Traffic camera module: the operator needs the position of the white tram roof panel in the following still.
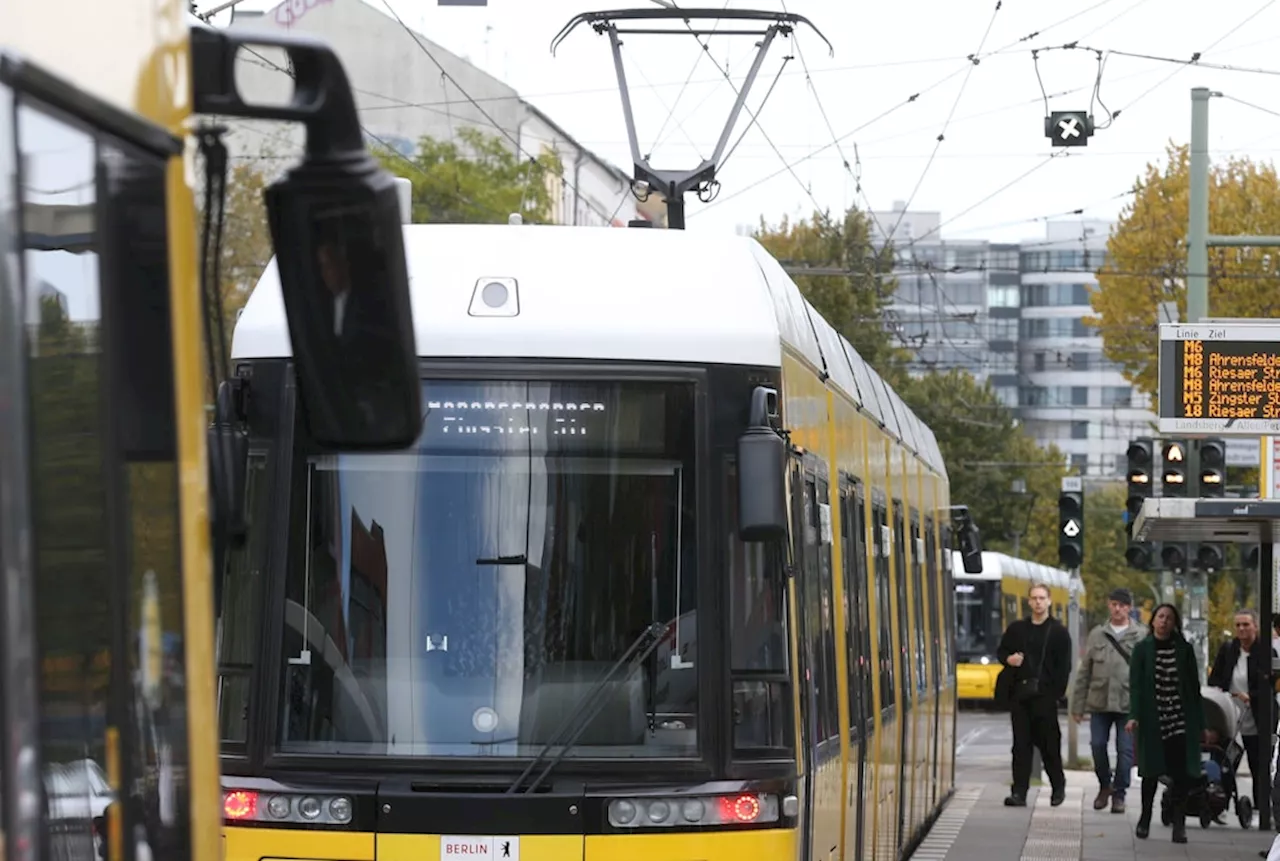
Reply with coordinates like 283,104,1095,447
231,224,946,476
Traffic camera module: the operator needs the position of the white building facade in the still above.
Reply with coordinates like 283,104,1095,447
221,0,639,226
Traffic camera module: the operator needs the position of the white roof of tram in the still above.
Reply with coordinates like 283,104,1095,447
951,550,1080,594
232,223,946,477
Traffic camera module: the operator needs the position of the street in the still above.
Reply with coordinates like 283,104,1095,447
955,707,1096,785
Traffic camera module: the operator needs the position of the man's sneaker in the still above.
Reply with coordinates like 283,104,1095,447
1093,788,1111,810
1111,797,1125,814
1004,793,1027,807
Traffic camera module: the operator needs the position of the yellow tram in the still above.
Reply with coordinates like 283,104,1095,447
217,224,962,860
953,551,1084,703
0,5,421,861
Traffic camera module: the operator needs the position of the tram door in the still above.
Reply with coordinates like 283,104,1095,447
0,87,195,861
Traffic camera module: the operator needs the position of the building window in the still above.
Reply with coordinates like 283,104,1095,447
988,285,1018,307
1071,421,1089,440
1102,386,1132,407
1071,387,1088,406
1070,453,1088,472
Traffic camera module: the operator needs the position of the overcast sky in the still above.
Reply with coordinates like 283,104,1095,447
218,0,1280,244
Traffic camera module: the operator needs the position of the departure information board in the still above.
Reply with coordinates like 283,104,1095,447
1158,322,1280,434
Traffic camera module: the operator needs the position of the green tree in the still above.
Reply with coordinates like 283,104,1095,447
374,126,562,226
895,370,1068,565
1077,482,1152,621
1087,142,1280,407
753,207,912,380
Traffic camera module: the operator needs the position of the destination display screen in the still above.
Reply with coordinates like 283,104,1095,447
1158,323,1280,434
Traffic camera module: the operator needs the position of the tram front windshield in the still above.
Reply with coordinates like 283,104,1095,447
276,379,700,761
954,580,1001,664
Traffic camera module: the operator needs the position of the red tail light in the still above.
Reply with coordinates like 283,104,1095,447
721,794,762,823
223,790,258,820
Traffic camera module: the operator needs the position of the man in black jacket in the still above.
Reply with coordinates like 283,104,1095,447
996,581,1073,807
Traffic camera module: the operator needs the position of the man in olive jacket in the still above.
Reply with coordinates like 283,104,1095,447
1069,588,1147,814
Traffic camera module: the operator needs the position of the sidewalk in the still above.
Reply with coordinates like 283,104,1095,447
916,770,1277,861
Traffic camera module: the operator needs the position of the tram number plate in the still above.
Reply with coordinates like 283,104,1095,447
440,836,520,860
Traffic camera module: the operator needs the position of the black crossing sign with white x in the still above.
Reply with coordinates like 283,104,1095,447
1046,110,1093,147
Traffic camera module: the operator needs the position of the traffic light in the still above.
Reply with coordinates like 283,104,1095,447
1058,490,1084,569
1125,540,1154,570
1194,542,1224,571
1198,437,1226,497
1125,438,1154,517
1161,542,1187,570
1161,439,1189,497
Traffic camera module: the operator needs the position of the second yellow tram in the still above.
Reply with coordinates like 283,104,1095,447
215,224,961,860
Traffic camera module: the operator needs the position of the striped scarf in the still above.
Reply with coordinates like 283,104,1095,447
1153,637,1185,740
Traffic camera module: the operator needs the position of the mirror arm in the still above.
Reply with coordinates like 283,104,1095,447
189,23,366,160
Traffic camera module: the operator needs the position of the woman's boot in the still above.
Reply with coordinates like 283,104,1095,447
1137,779,1155,839
1171,792,1187,844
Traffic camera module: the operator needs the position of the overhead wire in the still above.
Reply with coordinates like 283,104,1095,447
884,0,1005,243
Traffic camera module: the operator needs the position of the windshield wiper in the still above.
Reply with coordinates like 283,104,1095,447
505,619,673,795
475,554,528,566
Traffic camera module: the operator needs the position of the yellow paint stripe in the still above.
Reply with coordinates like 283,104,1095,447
105,726,122,861
166,155,220,861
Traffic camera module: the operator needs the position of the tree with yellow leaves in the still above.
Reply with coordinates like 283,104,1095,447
1087,143,1280,406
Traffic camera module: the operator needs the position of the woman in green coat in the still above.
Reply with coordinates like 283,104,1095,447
1125,603,1203,844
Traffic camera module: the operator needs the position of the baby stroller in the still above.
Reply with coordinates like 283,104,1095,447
1160,685,1251,829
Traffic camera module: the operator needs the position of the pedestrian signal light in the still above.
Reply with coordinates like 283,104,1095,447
1161,440,1188,497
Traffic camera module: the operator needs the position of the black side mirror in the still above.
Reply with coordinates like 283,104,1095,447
191,24,422,450
737,386,787,542
951,505,983,574
208,379,249,617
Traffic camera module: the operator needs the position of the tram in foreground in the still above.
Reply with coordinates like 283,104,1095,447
218,222,965,860
953,551,1084,703
0,7,422,861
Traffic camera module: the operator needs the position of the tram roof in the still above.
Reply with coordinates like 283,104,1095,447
951,550,1082,593
232,223,947,477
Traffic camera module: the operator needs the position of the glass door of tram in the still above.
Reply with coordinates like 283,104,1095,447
0,75,196,861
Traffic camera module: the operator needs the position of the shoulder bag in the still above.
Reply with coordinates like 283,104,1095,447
1013,624,1051,702
1103,631,1132,664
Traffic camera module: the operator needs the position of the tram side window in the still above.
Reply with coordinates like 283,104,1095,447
725,460,791,753
872,502,894,713
924,516,941,690
799,476,837,744
813,478,839,745
910,517,927,695
840,483,871,740
892,506,912,709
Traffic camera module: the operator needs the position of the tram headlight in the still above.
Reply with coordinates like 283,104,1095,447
328,796,353,824
266,795,291,819
604,793,781,830
298,796,322,820
608,800,637,826
978,655,991,665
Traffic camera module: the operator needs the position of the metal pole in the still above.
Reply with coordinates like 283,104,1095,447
1262,539,1274,831
1067,574,1080,767
1187,87,1212,324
